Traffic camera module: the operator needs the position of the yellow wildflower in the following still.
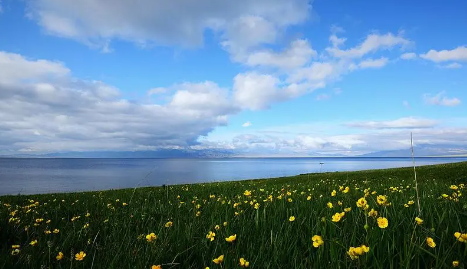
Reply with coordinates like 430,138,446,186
244,190,251,196
377,217,388,229
368,208,378,218
454,232,467,243
312,235,324,248
213,255,224,264
331,190,336,196
376,195,387,205
332,212,345,222
347,245,370,260
56,252,64,261
206,231,216,241
453,261,459,267
289,216,295,222
225,234,237,243
165,221,173,228
75,251,86,261
356,197,367,208
146,233,157,242
151,265,161,269
11,249,20,256
426,237,436,248
327,202,333,209
29,240,38,246
239,257,250,267
415,217,423,225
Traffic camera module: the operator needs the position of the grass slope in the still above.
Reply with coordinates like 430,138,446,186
1,162,467,268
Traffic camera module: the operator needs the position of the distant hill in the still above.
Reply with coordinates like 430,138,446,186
2,144,467,158
359,145,467,157
1,149,235,158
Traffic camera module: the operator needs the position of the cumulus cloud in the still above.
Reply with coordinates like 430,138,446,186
329,34,347,48
27,0,310,50
345,117,438,129
147,87,167,95
0,51,69,84
0,51,238,154
400,52,416,60
232,72,282,110
423,92,461,107
245,39,317,69
358,57,388,69
326,32,410,58
438,63,462,69
202,123,467,156
242,121,252,127
420,46,467,62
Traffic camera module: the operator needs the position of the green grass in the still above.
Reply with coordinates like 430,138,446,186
1,161,467,268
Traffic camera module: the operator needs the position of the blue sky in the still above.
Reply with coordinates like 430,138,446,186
0,0,466,156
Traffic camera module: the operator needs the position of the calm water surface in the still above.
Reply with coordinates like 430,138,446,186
0,157,466,195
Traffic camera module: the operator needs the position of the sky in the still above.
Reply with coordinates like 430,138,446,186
0,0,466,156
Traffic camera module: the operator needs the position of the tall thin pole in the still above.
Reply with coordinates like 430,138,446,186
411,132,421,215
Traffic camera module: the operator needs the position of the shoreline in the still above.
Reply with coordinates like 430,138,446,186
2,161,466,198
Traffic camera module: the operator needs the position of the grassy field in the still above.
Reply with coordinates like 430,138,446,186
1,162,467,268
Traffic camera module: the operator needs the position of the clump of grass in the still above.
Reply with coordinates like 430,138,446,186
1,162,467,268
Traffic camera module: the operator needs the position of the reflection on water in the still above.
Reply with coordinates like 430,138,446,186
0,157,466,195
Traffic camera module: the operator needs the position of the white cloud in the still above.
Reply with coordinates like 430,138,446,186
330,25,344,34
0,51,69,85
203,121,467,156
420,46,467,62
0,51,239,154
438,62,462,69
245,39,317,69
242,121,252,127
27,0,310,50
288,62,336,83
329,34,346,48
358,57,388,69
232,72,282,110
169,81,238,116
400,52,416,60
326,32,410,58
147,87,167,95
345,117,438,129
424,92,461,107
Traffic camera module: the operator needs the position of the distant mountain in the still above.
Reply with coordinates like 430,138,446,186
2,149,235,158
2,144,467,158
359,145,467,157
